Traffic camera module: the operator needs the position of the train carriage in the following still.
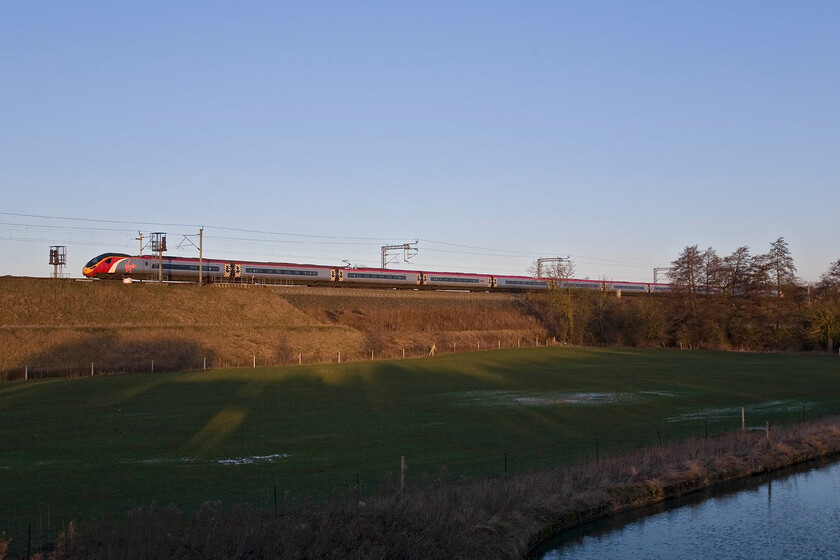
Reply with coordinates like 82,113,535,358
152,256,227,282
605,281,650,294
338,267,421,286
422,271,492,289
650,283,673,293
559,279,603,291
493,275,549,290
239,261,335,284
83,254,226,282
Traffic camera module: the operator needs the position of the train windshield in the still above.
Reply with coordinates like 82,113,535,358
84,253,131,268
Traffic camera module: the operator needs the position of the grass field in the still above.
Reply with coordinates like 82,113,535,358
2,346,839,536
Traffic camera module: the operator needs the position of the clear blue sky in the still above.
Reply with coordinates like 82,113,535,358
2,1,838,281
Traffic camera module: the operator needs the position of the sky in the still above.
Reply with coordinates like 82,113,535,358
2,1,838,282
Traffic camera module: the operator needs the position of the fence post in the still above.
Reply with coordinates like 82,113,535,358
742,407,745,432
92,362,94,376
400,456,407,493
299,352,302,364
151,360,154,373
253,355,256,368
402,348,405,358
338,351,341,363
25,365,28,381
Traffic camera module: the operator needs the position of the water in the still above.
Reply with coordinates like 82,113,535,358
537,459,840,560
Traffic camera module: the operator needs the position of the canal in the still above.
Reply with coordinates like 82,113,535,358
536,458,840,560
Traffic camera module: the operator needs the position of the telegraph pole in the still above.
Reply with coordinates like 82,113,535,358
136,232,144,256
381,240,418,268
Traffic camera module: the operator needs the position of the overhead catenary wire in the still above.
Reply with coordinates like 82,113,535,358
0,212,672,280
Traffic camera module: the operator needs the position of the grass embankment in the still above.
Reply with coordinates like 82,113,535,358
0,277,544,377
1,347,839,557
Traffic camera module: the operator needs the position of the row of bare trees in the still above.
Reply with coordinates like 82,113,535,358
526,238,840,353
670,237,796,298
669,237,840,351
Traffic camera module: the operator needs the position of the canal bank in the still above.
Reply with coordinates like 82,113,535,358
524,417,840,559
534,454,840,559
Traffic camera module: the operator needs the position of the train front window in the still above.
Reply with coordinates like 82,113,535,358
84,253,110,268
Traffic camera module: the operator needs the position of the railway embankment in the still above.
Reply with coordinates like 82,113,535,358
0,276,545,379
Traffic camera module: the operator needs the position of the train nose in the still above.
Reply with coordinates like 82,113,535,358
82,266,95,277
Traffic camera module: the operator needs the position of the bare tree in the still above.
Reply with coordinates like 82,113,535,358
528,258,579,343
811,259,840,352
700,247,723,292
670,245,704,294
721,246,755,296
766,236,797,298
818,259,840,294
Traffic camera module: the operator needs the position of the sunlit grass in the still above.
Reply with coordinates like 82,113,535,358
1,346,839,533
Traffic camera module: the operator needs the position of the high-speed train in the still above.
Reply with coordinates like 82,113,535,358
82,252,678,293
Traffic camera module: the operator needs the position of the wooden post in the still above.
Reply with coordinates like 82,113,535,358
25,365,28,381
498,340,501,349
203,357,206,370
151,360,154,373
400,456,406,493
518,339,520,348
299,352,302,364
253,355,256,368
402,348,405,358
338,351,341,363
478,341,480,350
766,421,771,445
742,407,745,432
92,362,95,376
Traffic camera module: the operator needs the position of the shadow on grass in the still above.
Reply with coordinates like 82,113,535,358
1,333,216,381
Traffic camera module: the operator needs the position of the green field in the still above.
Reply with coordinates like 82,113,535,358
2,347,839,534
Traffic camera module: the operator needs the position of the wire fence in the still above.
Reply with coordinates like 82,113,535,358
0,335,563,382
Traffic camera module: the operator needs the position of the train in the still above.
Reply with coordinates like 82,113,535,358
82,252,680,294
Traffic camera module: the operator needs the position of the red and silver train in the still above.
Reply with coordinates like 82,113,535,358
82,252,678,293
